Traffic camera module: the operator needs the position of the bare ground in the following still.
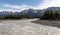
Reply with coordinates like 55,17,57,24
0,19,60,35
32,20,60,28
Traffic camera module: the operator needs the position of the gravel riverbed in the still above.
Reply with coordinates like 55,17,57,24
0,19,60,35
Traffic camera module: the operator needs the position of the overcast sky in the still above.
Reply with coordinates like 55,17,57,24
0,0,60,11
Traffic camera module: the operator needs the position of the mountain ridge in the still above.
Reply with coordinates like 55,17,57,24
0,7,60,19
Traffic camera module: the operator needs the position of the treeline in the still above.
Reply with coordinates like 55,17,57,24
40,10,60,20
0,14,38,20
0,15,27,19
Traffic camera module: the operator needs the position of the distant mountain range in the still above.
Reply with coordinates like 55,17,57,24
0,7,60,19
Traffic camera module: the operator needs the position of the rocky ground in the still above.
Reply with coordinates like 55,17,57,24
0,19,60,35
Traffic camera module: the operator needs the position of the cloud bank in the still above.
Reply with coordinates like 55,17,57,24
0,0,60,12
33,0,60,9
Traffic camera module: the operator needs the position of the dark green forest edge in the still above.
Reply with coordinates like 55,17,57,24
0,12,39,20
40,9,60,20
0,14,31,20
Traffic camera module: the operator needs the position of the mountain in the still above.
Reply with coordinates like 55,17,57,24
0,7,60,19
46,7,60,12
20,8,46,18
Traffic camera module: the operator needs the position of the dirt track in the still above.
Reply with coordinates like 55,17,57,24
0,19,60,35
